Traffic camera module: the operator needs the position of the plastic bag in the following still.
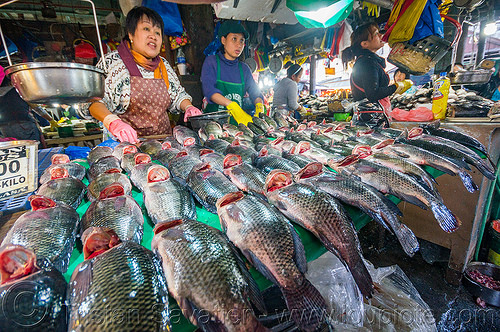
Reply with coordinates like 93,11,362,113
383,0,427,45
349,99,390,128
409,0,444,43
390,107,434,122
142,0,183,37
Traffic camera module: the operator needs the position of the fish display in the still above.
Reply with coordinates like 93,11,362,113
87,170,132,201
144,165,197,224
173,125,199,146
87,155,122,182
217,192,328,331
112,142,138,161
168,151,202,184
68,233,171,331
1,196,79,273
152,219,267,332
223,154,266,197
36,166,86,209
81,183,144,243
121,152,152,173
0,246,68,331
87,146,113,165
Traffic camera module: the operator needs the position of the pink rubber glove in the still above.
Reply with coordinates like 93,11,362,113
184,105,203,122
108,119,138,143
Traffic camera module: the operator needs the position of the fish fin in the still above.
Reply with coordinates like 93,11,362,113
289,223,307,274
69,260,93,309
356,164,379,173
394,191,428,210
228,242,267,315
459,171,478,193
280,279,328,331
364,210,393,232
430,201,460,233
179,297,225,332
244,249,279,286
379,195,403,217
443,156,470,170
474,159,496,180
392,223,420,257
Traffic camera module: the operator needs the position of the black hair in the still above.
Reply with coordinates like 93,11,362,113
342,22,379,65
394,68,410,79
287,64,303,78
125,6,164,41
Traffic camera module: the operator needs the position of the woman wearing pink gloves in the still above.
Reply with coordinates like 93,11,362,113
88,6,201,143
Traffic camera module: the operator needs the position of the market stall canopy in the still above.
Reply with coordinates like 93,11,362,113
212,0,299,24
288,0,354,28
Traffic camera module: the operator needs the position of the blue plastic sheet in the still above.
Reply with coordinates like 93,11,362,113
142,0,183,37
409,0,443,43
64,146,91,160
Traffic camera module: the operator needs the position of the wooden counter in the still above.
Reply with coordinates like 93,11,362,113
391,120,500,284
44,133,103,148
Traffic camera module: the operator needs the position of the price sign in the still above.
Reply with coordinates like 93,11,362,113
0,142,38,201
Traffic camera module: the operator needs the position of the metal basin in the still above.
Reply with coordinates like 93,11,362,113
5,62,105,104
463,261,500,307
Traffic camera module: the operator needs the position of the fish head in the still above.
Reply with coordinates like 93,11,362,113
296,141,311,154
258,146,268,157
175,151,188,159
99,182,125,199
295,162,323,182
222,131,230,138
234,131,245,137
296,124,307,132
216,191,245,211
51,154,70,165
193,163,215,180
231,139,241,147
29,195,57,210
0,245,38,284
161,141,172,150
329,154,359,170
50,166,69,180
208,134,216,140
352,145,372,159
324,126,333,133
199,149,214,157
271,137,284,147
183,137,196,147
307,121,317,128
223,154,242,169
147,165,170,183
153,219,184,236
134,153,151,165
372,139,395,150
408,127,424,139
265,170,293,193
105,168,122,174
82,227,121,259
123,145,138,155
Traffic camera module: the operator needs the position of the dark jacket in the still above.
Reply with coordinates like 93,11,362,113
350,49,396,102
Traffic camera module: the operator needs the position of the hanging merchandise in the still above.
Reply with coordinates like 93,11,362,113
73,39,97,60
142,0,183,37
409,0,444,44
169,25,191,50
204,21,222,57
287,0,354,29
362,1,380,17
383,0,427,46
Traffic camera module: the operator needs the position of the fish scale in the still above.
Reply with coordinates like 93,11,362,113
253,155,301,174
152,219,266,332
129,162,155,192
200,152,225,172
39,162,86,184
225,145,257,164
1,201,79,273
68,242,171,331
144,178,197,224
156,148,181,166
87,172,132,201
168,154,202,183
203,138,230,154
87,146,113,165
224,163,266,197
82,195,144,243
87,155,121,182
36,177,86,209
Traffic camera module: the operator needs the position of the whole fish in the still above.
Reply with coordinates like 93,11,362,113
168,151,202,184
184,143,208,158
112,143,138,161
156,147,181,166
247,121,265,135
82,183,144,243
282,150,315,168
217,192,328,331
273,110,289,128
173,125,199,146
223,154,266,197
202,120,224,138
39,161,86,184
121,152,151,173
253,147,301,174
399,128,495,180
144,165,197,224
265,170,374,297
129,162,154,191
87,170,132,201
223,123,241,136
200,149,225,172
261,113,278,128
420,121,489,156
331,155,460,233
36,167,86,209
139,139,163,155
270,137,297,153
0,247,67,331
295,162,419,257
238,122,255,137
152,219,267,332
87,155,122,182
187,163,239,213
224,139,257,164
1,196,79,273
376,141,478,193
87,146,113,165
68,237,171,331
252,116,272,132
292,141,342,167
203,137,231,153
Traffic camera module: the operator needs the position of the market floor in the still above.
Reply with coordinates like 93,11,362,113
358,222,500,332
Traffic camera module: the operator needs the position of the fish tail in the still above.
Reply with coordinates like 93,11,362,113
349,258,374,298
430,201,460,233
280,279,328,332
474,159,496,180
393,222,420,257
459,171,478,193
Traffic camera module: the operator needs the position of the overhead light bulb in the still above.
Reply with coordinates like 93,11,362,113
484,22,497,36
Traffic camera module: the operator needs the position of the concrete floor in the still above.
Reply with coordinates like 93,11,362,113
358,222,500,332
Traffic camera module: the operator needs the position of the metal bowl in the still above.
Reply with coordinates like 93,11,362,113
5,62,105,104
462,261,500,307
449,70,493,85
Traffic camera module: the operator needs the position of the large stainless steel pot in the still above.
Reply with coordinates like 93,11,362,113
4,62,105,104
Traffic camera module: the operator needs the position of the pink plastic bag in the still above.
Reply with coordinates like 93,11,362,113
390,107,434,122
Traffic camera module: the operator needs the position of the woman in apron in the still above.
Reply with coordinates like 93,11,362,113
342,23,412,127
201,21,264,125
88,7,202,143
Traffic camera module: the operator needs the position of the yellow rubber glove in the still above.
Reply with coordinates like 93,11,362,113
395,79,413,94
49,119,60,131
255,103,265,117
226,101,253,125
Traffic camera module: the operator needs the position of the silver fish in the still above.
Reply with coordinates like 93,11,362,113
87,170,132,201
36,166,86,209
223,154,266,197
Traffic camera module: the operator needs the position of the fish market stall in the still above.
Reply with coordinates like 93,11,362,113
391,120,500,284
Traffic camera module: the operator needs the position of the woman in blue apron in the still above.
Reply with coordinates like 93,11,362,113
201,21,264,125
342,23,412,127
